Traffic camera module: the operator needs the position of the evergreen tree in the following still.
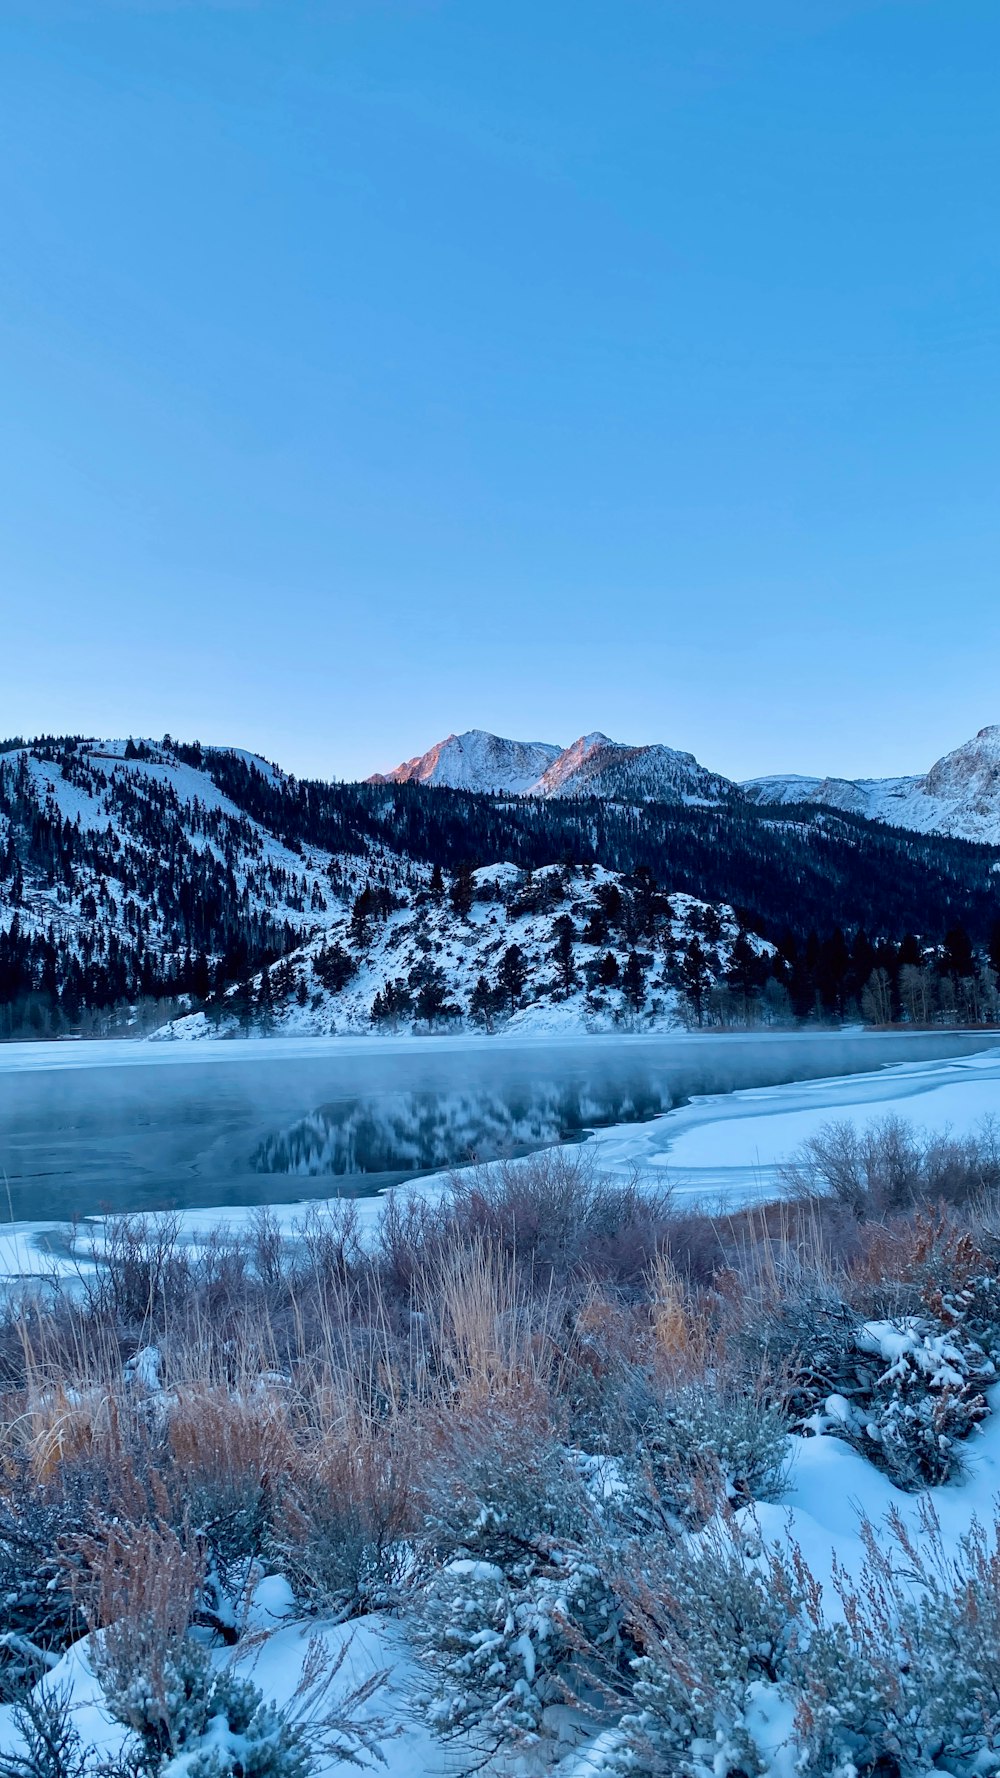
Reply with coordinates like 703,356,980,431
597,950,620,988
680,937,710,1027
449,861,475,919
469,974,495,1031
551,915,577,995
622,950,646,1012
497,943,527,1012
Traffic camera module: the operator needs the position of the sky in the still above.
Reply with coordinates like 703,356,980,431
1,0,999,785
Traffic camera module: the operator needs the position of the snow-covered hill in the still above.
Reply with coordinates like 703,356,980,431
159,864,767,1040
0,737,394,1032
369,729,736,804
744,725,1000,844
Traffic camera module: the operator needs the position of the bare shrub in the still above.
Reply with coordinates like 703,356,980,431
85,1520,204,1730
0,1684,90,1778
781,1114,1000,1219
444,1149,676,1285
165,1386,290,1584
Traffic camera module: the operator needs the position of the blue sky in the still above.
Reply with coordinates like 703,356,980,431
1,0,998,783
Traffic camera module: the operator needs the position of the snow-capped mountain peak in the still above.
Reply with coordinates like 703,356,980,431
367,729,737,805
367,730,562,795
532,734,735,804
743,723,1000,843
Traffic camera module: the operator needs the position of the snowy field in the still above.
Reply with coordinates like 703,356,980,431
588,1039,1000,1204
6,1339,1000,1775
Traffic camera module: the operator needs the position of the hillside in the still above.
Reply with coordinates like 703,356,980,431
159,865,766,1040
2,734,1000,1039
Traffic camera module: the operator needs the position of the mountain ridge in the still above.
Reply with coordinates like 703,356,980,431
369,724,1000,844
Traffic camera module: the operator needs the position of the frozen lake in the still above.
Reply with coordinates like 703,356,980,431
0,1028,993,1227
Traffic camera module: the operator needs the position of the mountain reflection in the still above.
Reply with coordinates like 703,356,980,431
250,1080,672,1177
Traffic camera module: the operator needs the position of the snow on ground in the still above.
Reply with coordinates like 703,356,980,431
0,1589,445,1778
584,1040,1000,1204
7,1365,1000,1775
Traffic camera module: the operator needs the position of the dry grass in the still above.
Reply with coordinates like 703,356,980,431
0,1133,999,1703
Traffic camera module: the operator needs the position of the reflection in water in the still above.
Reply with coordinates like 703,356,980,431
251,1080,672,1177
0,1032,995,1222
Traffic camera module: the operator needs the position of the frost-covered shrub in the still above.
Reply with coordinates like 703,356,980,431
802,1313,992,1488
420,1398,589,1567
0,1685,90,1778
421,1547,621,1750
179,1471,273,1588
101,1636,312,1778
780,1114,1000,1218
0,1490,96,1700
268,1466,407,1622
607,1523,807,1778
635,1380,789,1514
792,1502,1000,1778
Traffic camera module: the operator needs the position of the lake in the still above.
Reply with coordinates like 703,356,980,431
0,1029,994,1225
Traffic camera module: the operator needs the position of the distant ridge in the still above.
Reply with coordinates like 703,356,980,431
744,724,1000,844
368,728,736,806
368,723,1000,842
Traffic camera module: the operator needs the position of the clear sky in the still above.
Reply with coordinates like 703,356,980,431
2,1,999,784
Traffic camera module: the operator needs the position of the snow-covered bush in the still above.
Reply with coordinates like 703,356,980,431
800,1312,992,1488
100,1636,313,1778
0,1685,90,1778
606,1522,807,1778
268,1470,407,1623
791,1502,1000,1778
0,1489,98,1700
419,1397,589,1567
421,1547,621,1751
635,1379,790,1515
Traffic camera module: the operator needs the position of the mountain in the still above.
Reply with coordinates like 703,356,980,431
3,732,1000,1042
369,729,737,804
376,723,1000,843
368,730,562,794
744,725,1000,844
531,733,736,804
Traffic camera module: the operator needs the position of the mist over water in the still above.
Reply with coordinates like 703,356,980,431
0,1032,993,1226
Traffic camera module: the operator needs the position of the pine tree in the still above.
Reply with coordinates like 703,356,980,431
449,861,475,919
622,950,646,1012
597,950,620,988
497,943,527,1012
551,915,577,995
469,974,495,1030
680,936,710,1026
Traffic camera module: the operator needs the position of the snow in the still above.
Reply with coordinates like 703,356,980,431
369,728,736,805
1,739,371,975
581,1040,1000,1203
370,728,562,794
369,720,1000,833
152,863,761,1041
0,1607,438,1778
